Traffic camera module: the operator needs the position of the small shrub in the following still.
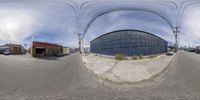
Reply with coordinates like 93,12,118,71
148,55,157,58
132,56,138,60
139,54,143,59
115,54,127,60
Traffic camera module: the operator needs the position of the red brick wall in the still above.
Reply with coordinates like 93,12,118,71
33,42,63,49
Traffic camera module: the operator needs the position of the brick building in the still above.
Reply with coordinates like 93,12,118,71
0,44,25,54
31,41,63,57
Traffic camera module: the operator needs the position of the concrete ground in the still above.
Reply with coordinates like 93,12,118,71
83,54,174,84
0,51,200,99
0,53,98,99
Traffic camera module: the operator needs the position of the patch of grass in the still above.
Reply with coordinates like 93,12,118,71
147,55,157,58
132,56,138,60
115,54,127,60
138,54,143,59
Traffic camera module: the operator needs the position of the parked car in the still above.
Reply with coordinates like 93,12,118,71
55,53,64,57
3,50,11,55
196,47,200,54
188,48,196,52
166,51,174,56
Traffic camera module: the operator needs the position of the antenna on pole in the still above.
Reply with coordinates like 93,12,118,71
173,27,180,52
32,36,35,42
78,33,82,53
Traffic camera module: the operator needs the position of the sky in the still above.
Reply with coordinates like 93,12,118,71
0,0,200,48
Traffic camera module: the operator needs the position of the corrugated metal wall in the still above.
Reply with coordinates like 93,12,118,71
90,30,167,56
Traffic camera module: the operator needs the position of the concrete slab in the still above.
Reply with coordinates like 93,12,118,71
83,54,175,84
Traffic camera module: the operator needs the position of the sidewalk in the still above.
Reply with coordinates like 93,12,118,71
83,54,175,84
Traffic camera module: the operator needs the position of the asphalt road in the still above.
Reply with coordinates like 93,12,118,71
0,51,200,100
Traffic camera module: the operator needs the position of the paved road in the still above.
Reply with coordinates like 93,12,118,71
0,53,99,99
0,51,200,99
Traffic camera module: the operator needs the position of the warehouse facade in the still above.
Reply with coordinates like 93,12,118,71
90,30,168,56
0,44,25,54
31,41,63,57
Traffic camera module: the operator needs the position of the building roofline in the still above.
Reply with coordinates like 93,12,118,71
90,29,167,43
0,43,22,47
32,41,63,47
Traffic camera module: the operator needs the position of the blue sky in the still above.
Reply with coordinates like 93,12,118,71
0,0,200,48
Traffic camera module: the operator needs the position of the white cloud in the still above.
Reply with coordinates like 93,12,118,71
181,8,200,46
0,0,200,48
0,9,39,43
0,3,77,47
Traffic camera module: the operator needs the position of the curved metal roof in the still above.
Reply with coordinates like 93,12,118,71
91,29,167,43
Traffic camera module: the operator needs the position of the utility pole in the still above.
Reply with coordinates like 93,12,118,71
78,33,82,53
173,27,180,52
78,33,84,54
32,36,35,42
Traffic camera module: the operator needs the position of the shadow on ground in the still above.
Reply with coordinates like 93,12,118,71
35,54,70,60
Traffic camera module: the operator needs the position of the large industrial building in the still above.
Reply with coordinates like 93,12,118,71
90,30,168,56
31,41,63,57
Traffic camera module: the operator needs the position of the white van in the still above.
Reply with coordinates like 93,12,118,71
3,49,11,55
